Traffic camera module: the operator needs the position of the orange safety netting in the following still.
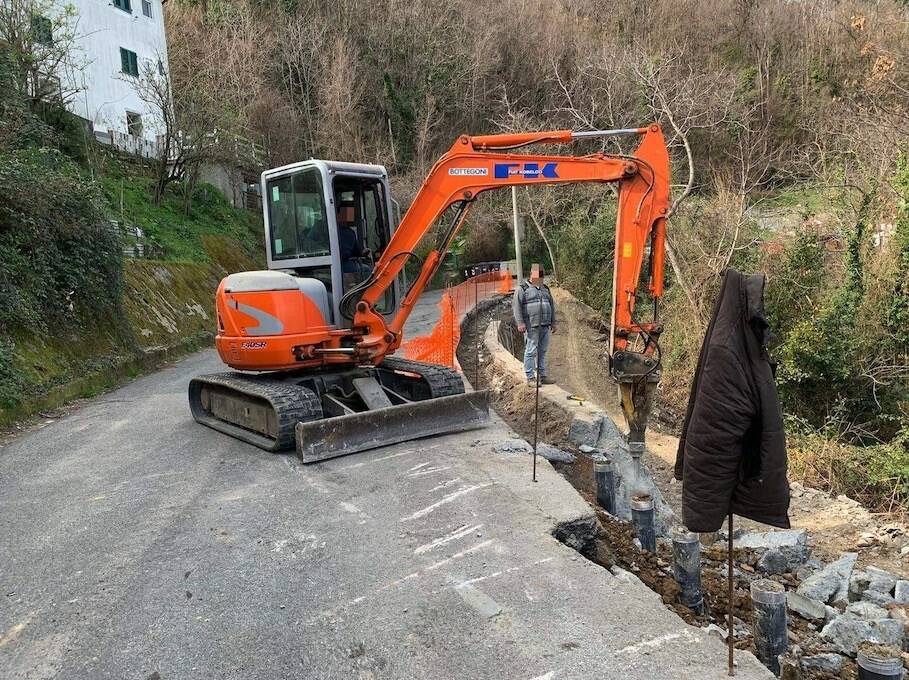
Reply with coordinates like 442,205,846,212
400,268,513,368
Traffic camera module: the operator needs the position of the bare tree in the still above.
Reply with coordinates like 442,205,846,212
130,59,222,208
317,36,367,161
630,49,739,324
0,0,85,107
275,10,329,158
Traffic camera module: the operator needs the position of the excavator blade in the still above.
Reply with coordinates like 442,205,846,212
296,390,490,464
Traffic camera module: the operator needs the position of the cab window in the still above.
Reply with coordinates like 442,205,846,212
332,176,395,314
266,168,330,260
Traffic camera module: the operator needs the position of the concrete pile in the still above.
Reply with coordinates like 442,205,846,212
729,529,909,676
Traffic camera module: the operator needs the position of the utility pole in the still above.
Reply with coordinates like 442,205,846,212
511,186,523,283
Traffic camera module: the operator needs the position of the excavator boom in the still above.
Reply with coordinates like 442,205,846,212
347,125,670,364
190,125,671,463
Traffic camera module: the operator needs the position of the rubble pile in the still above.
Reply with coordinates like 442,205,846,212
711,529,909,677
592,511,909,678
467,308,909,677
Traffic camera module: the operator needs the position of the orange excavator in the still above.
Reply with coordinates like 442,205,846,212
189,125,670,464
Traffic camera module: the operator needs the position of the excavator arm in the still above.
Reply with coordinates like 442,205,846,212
351,125,669,357
348,124,671,466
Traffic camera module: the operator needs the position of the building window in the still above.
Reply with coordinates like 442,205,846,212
113,0,131,12
141,0,152,17
126,112,143,138
31,14,53,45
120,48,139,77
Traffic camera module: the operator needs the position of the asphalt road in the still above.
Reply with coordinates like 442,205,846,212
0,294,771,680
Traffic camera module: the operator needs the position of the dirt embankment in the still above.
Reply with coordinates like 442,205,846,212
544,287,909,576
1,235,259,434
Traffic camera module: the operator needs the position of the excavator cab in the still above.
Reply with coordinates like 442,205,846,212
262,160,398,324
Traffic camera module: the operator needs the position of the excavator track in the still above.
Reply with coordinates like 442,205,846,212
190,359,487,461
378,356,466,397
188,372,322,452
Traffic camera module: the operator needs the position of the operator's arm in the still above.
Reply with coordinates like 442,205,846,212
549,288,556,332
512,286,527,333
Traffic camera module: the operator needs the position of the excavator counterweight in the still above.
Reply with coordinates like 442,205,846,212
189,126,670,462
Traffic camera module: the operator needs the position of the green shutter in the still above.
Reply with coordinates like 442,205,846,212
31,15,52,45
120,48,138,76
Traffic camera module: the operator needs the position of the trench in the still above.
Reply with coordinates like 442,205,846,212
457,297,849,678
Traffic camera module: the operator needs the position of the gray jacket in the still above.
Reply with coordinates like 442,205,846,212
513,281,556,329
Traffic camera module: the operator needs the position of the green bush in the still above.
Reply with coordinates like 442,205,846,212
0,147,123,333
789,416,909,511
556,201,617,313
884,156,909,351
0,338,25,411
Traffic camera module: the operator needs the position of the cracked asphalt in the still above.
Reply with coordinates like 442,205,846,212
0,293,771,679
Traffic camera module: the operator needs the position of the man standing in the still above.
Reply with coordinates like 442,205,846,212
512,264,556,385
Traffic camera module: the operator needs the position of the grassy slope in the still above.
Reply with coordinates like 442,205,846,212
98,171,262,262
1,161,264,428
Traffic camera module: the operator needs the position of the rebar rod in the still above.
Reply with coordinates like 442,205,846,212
532,324,540,483
728,513,735,677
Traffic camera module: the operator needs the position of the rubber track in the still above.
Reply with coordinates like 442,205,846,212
379,357,466,398
188,372,322,452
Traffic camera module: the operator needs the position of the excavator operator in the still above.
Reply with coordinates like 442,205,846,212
337,201,372,275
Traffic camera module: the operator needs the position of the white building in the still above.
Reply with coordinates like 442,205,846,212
58,0,169,153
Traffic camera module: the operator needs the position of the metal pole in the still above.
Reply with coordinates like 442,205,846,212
474,277,480,388
631,494,656,552
449,285,455,367
858,645,904,679
672,528,704,614
512,186,523,284
594,457,616,514
750,579,787,675
728,513,735,677
531,324,540,483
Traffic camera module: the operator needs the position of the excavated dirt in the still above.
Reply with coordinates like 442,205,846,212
460,301,754,629
458,290,909,678
541,288,909,577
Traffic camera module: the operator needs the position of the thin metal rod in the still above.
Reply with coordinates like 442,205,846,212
532,324,540,483
449,284,455,367
474,278,480,388
570,128,646,139
728,512,735,677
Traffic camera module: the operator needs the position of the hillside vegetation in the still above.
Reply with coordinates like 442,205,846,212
0,49,262,426
2,0,907,507
160,0,909,504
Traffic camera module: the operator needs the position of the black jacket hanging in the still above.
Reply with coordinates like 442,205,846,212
674,269,790,532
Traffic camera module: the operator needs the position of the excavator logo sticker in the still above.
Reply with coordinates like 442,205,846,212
493,162,559,179
232,300,284,336
448,167,489,176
